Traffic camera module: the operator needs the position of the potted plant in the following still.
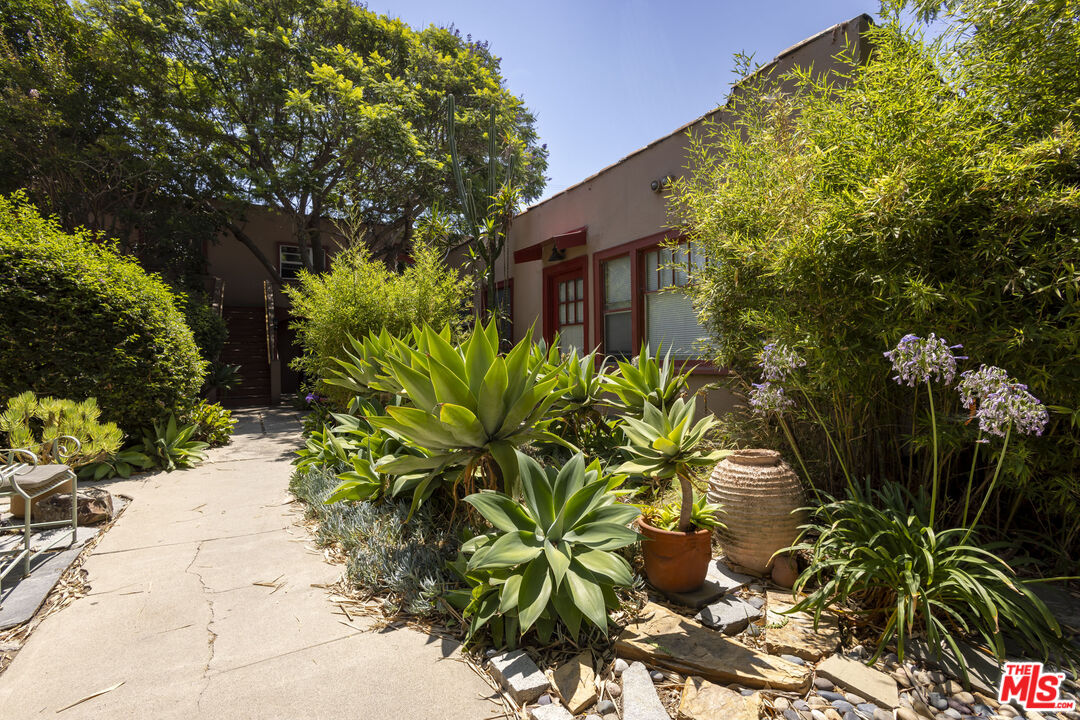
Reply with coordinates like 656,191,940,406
617,397,729,592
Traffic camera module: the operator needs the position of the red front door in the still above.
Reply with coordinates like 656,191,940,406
543,257,587,353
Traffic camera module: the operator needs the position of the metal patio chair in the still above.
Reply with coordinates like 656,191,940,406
0,436,80,594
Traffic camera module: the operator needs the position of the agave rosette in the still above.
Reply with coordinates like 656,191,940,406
459,452,639,640
368,321,570,508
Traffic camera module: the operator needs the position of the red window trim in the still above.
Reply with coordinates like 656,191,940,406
481,278,514,315
541,256,589,347
591,231,727,375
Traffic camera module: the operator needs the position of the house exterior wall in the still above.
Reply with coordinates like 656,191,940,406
501,14,872,415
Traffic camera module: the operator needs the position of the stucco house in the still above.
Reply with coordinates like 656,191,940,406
493,14,872,414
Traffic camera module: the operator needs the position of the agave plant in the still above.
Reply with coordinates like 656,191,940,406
552,347,609,415
140,415,209,471
322,326,426,402
603,343,691,416
369,321,569,512
452,452,640,644
617,397,728,531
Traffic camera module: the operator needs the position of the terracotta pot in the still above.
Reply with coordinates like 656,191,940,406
636,517,713,593
708,449,805,574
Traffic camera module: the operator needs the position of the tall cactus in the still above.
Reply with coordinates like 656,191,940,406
446,94,520,336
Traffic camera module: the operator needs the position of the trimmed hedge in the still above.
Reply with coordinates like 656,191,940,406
0,194,206,434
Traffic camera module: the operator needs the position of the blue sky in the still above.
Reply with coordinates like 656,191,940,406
375,1,885,202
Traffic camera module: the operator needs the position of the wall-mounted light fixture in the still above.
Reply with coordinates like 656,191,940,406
650,174,677,193
548,245,566,262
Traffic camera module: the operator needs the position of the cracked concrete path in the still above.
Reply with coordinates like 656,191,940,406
0,408,496,719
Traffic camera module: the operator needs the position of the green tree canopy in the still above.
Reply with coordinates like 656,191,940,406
85,0,547,280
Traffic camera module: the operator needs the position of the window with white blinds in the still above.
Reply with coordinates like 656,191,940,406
642,242,707,359
602,255,632,357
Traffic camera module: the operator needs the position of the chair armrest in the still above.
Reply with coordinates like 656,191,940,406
47,435,82,464
0,447,40,466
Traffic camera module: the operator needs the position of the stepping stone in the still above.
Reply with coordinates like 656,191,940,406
764,591,841,661
678,676,761,720
551,651,598,714
621,661,669,720
528,704,573,720
615,602,811,692
695,596,763,635
815,654,900,709
664,580,725,609
706,558,755,592
489,649,549,704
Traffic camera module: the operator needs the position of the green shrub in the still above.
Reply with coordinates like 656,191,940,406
0,391,123,466
452,452,640,645
181,400,236,447
671,10,1080,555
0,194,206,433
286,242,471,403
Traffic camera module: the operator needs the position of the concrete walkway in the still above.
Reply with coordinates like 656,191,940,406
0,409,496,719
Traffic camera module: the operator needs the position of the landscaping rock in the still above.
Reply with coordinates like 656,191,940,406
897,708,922,720
677,676,761,720
614,658,630,676
551,651,598,714
815,677,836,691
781,654,807,666
621,661,670,720
596,699,616,714
606,680,622,698
528,704,574,720
615,602,812,692
765,591,841,661
35,487,114,525
664,581,726,609
488,649,549,704
585,715,604,720
650,670,664,682
816,654,900,710
706,558,755,592
695,596,763,635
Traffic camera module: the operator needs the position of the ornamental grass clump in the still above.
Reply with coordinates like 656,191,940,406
753,334,1073,671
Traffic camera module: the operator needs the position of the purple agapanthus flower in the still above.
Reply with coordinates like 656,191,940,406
305,392,320,404
958,365,1048,437
883,333,965,386
749,381,795,414
759,343,806,381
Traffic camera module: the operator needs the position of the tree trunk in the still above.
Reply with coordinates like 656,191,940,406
678,473,694,533
228,222,284,285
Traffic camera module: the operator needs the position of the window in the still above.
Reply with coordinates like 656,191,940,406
596,237,708,362
279,244,312,281
601,256,632,358
643,241,707,358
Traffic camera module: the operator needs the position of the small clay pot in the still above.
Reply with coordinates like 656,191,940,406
636,517,713,593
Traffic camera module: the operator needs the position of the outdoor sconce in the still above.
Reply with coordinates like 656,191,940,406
548,245,566,262
651,174,676,193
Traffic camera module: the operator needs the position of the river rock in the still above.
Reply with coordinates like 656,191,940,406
677,676,761,720
615,602,811,692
